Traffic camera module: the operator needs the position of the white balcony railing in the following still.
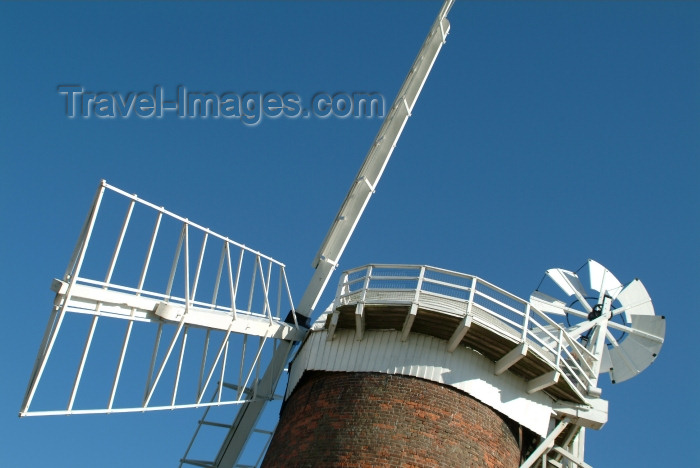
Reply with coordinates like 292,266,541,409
332,265,598,399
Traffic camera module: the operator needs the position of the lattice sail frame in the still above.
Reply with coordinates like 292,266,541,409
20,181,306,417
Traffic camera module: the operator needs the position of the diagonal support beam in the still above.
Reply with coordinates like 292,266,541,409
401,303,419,341
520,418,570,468
527,370,560,394
551,446,593,468
355,303,366,341
446,312,472,352
326,309,340,341
447,276,477,353
495,343,528,375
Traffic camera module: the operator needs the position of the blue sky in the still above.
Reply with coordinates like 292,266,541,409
1,1,698,467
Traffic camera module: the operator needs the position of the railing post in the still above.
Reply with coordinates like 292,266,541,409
328,270,350,341
522,303,531,342
360,265,373,304
402,266,424,341
556,328,563,368
467,276,477,316
333,272,346,309
412,266,425,306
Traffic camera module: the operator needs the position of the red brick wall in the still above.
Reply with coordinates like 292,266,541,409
263,371,532,467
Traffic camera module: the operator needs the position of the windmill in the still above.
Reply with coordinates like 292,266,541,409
19,1,665,467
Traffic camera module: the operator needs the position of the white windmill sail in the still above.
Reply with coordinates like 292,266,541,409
193,2,456,466
20,181,306,417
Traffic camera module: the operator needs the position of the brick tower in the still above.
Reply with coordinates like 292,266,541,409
264,371,532,467
261,265,593,467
